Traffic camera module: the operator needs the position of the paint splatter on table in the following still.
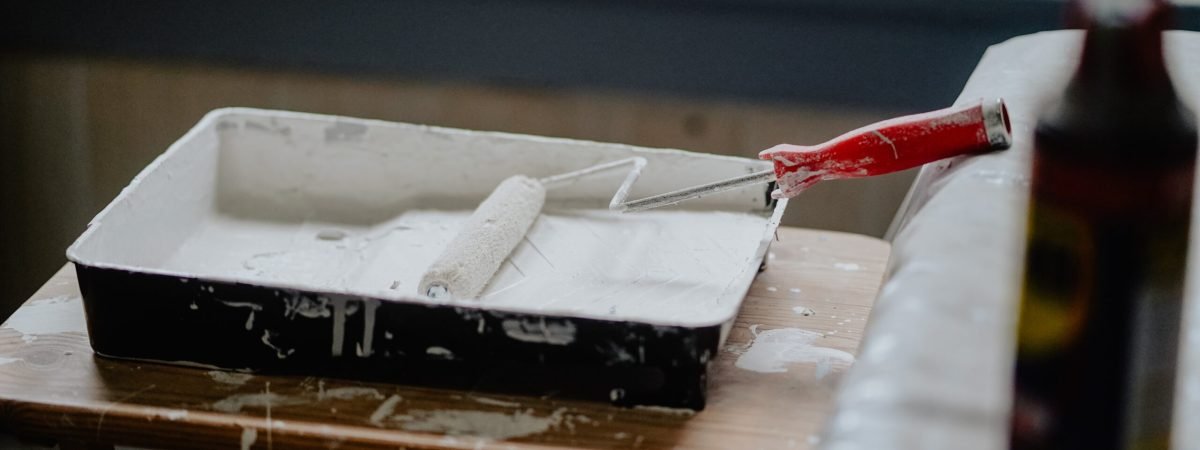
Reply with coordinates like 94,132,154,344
0,227,888,449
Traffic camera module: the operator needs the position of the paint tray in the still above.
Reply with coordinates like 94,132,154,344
66,108,786,409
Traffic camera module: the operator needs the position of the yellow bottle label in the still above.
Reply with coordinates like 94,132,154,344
1016,201,1094,356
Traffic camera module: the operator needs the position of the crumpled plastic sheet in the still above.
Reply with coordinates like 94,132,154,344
819,30,1200,450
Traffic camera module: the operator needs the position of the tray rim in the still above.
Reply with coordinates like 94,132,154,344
65,107,788,328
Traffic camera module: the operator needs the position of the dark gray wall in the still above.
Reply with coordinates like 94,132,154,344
2,0,1126,110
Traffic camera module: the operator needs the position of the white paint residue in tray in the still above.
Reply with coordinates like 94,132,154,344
68,108,785,329
164,208,768,325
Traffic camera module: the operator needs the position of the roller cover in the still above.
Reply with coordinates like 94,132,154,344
419,175,546,300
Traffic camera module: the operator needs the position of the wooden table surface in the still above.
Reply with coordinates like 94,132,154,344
0,227,889,449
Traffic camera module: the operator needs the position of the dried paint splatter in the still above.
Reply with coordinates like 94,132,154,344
241,428,257,450
207,370,254,386
2,296,87,343
834,262,861,271
733,328,854,379
384,408,571,440
792,307,816,316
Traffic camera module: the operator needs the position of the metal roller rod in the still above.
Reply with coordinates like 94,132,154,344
540,156,773,213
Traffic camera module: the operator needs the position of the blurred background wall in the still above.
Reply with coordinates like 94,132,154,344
2,0,1196,319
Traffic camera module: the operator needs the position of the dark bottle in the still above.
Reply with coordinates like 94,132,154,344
1011,0,1196,449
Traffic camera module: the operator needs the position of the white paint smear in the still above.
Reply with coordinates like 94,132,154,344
0,356,20,366
359,300,379,357
320,387,383,401
212,392,308,413
208,370,254,386
330,298,347,357
160,409,188,421
370,395,404,426
220,301,263,311
632,405,696,416
283,295,331,319
735,328,855,377
214,384,384,415
385,408,569,440
793,306,816,316
833,262,861,271
472,396,522,408
2,296,88,339
500,319,575,345
240,427,257,450
260,330,293,359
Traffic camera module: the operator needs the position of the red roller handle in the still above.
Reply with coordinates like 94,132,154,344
759,98,1012,199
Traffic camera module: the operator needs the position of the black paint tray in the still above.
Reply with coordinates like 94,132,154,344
66,108,785,409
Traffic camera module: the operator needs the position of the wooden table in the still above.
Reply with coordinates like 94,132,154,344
0,227,888,449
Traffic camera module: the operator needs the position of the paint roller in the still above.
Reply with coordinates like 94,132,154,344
419,158,648,300
419,98,1012,300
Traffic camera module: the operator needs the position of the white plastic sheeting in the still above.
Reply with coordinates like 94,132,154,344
821,30,1200,450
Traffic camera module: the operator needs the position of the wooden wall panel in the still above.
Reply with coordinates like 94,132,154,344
0,57,94,322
